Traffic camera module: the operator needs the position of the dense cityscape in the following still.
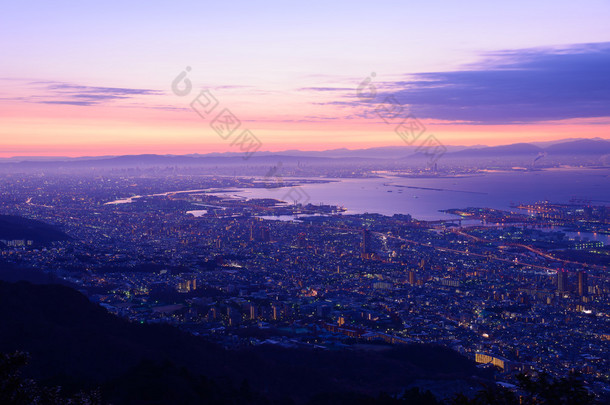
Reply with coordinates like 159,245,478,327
3,1,610,403
1,168,608,401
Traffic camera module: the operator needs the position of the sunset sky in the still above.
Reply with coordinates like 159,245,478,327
2,0,610,157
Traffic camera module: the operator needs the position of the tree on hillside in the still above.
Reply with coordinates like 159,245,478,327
449,372,596,405
0,351,102,405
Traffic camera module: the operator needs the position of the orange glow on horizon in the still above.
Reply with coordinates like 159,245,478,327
2,99,609,158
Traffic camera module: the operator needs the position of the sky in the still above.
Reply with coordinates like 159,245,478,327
1,0,610,157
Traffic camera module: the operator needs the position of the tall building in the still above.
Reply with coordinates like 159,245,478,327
260,226,270,242
247,303,257,320
361,229,372,259
578,271,588,297
271,303,281,321
177,278,196,293
557,270,568,292
297,232,307,248
250,225,270,242
409,270,416,285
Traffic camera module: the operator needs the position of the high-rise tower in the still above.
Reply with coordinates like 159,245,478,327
578,271,588,297
557,270,568,292
361,229,372,259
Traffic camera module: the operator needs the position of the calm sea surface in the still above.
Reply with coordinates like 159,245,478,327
233,168,610,221
233,168,610,245
110,168,610,245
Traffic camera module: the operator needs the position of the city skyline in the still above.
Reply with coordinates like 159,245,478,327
1,2,609,402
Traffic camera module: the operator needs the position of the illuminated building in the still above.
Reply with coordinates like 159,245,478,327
578,271,588,297
361,229,372,259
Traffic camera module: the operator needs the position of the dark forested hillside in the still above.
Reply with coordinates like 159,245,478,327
0,281,488,404
0,215,71,245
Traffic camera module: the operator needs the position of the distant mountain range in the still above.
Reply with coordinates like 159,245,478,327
447,139,610,158
0,138,608,169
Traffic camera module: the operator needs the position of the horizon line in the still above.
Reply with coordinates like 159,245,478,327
1,137,609,160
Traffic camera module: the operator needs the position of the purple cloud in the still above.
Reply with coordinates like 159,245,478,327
39,100,97,106
28,81,163,106
375,42,610,124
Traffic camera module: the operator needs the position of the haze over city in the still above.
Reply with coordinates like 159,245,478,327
1,1,609,404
